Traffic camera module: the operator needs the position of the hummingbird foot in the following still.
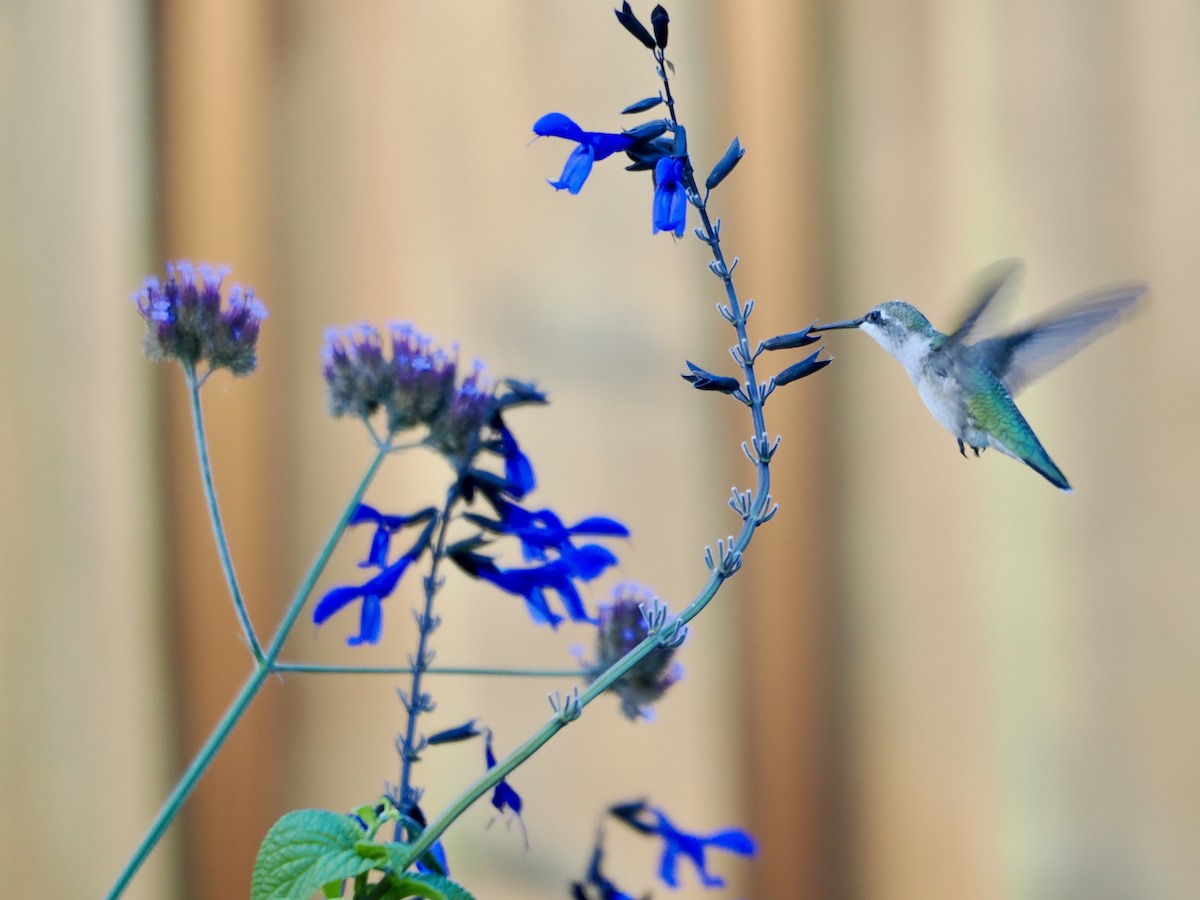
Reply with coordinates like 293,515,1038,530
957,438,985,458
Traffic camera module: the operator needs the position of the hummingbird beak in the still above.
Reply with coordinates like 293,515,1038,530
810,316,864,332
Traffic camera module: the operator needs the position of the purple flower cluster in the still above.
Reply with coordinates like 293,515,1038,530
322,323,494,457
132,261,268,376
586,583,682,720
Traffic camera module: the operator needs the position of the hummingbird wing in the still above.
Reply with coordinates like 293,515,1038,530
942,259,1025,351
974,281,1146,395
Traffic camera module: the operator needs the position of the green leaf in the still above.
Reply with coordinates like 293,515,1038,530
252,809,377,900
388,872,477,900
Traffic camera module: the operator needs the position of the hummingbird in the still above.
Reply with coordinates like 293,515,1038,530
812,260,1146,492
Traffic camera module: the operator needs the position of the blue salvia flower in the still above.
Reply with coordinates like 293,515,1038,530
313,519,436,645
533,113,636,194
349,503,436,569
610,800,756,889
494,422,535,499
465,500,628,564
450,546,619,627
484,730,527,847
570,837,642,900
651,156,688,236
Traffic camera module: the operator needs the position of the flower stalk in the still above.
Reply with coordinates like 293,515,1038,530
105,441,390,899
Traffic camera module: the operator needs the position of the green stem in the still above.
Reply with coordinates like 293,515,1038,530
106,442,390,899
184,363,264,662
270,663,587,678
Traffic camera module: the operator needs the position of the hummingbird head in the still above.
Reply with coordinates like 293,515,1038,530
812,300,937,378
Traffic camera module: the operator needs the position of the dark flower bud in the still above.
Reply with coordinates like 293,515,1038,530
773,348,832,386
681,360,740,393
427,721,481,745
132,261,268,377
624,135,675,171
615,2,656,49
705,136,744,191
495,378,548,410
621,96,664,115
586,584,682,721
622,119,671,144
670,124,688,156
650,5,669,48
762,322,820,350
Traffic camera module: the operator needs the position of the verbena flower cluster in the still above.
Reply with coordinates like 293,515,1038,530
132,261,267,376
586,583,682,720
322,322,503,458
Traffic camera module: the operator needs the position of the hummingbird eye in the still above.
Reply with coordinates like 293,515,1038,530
866,309,883,325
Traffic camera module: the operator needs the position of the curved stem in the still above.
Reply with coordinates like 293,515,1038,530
405,51,779,866
106,442,390,899
270,663,586,678
184,363,264,662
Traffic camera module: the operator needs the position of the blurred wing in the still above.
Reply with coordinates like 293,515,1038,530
976,281,1146,394
944,259,1026,349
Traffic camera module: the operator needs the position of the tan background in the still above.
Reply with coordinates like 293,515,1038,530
2,1,1197,898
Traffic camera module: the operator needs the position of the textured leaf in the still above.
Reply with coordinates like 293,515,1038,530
251,810,375,900
389,871,477,900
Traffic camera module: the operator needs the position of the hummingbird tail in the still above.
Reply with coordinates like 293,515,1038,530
1024,453,1072,493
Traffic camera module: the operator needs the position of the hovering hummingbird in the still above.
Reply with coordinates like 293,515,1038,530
812,260,1146,492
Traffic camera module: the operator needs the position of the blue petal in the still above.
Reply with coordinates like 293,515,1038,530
492,780,523,816
533,112,584,141
551,578,594,623
652,157,688,236
658,842,681,888
566,543,618,580
349,503,384,525
523,586,563,628
570,516,630,538
705,828,756,855
312,585,363,625
586,130,636,161
549,144,595,194
362,524,392,568
499,427,535,497
364,551,417,598
347,594,383,645
417,838,450,877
